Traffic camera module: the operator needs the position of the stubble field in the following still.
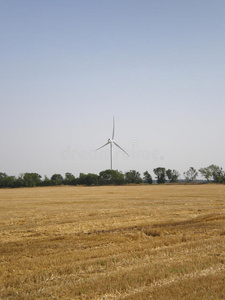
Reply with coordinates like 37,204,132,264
0,184,225,299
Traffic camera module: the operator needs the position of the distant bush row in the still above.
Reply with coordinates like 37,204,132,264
0,165,225,188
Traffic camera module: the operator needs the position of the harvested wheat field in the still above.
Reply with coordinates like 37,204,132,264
0,184,225,299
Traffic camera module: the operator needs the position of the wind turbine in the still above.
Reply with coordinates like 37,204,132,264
95,117,129,170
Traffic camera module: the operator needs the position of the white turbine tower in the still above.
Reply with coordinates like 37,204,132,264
95,117,129,170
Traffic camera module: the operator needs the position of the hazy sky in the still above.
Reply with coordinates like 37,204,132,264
1,0,224,178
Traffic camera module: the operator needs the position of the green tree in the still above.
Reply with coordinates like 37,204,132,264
12,174,24,188
0,173,8,188
50,174,64,185
153,167,166,184
183,167,198,182
22,173,42,187
41,175,51,186
78,173,87,185
64,172,77,185
198,167,212,182
166,169,180,183
125,170,142,184
78,173,99,186
208,165,224,183
98,170,125,185
143,171,153,184
0,173,17,188
85,173,99,186
6,176,18,188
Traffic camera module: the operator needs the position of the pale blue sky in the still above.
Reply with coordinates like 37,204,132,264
0,0,224,178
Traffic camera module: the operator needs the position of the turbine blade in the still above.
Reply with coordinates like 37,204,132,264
113,141,129,156
95,142,110,151
112,116,115,140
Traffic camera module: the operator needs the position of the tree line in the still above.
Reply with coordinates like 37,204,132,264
0,164,224,188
